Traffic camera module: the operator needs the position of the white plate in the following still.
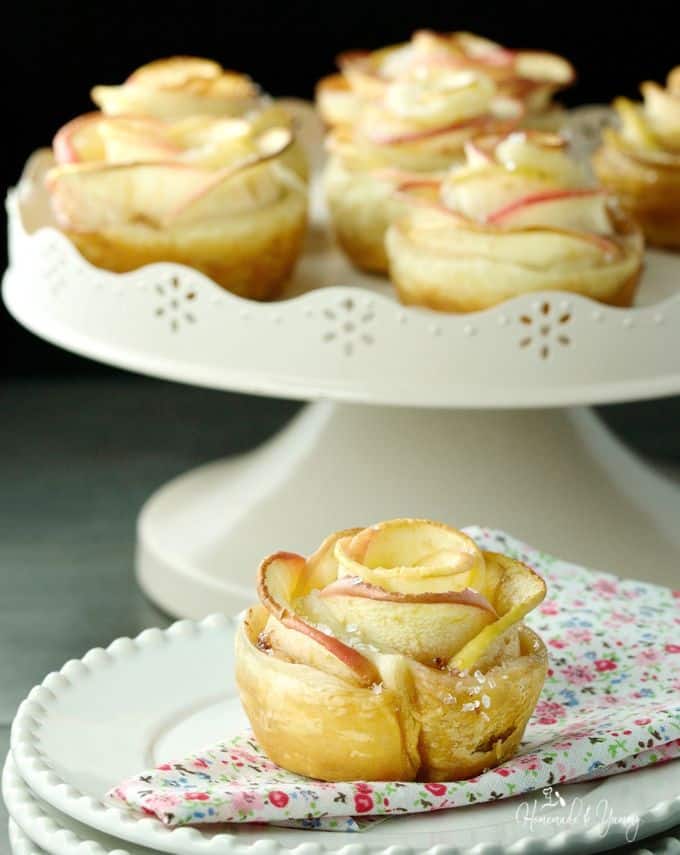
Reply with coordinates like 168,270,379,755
3,756,154,855
8,820,45,855
10,614,680,855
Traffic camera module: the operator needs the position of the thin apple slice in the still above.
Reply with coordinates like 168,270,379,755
441,168,555,222
600,127,680,168
46,160,210,231
173,119,254,169
513,51,575,85
641,81,680,149
127,56,222,88
316,73,363,127
402,207,623,262
53,113,107,164
309,586,496,665
450,553,546,672
165,127,296,224
495,131,583,183
486,187,612,234
669,67,680,95
519,223,622,257
97,118,181,163
92,60,258,119
615,97,660,150
258,552,379,686
334,519,486,594
394,181,472,224
305,528,361,590
319,577,496,613
53,114,172,165
121,56,259,102
366,114,489,146
383,70,496,130
454,32,515,67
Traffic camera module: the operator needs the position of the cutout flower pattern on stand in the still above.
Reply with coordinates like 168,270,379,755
518,301,572,359
154,276,197,332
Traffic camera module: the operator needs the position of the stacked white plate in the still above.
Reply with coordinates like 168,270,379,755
3,614,680,855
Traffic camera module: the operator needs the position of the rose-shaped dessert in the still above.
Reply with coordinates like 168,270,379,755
386,131,644,312
593,67,680,249
316,30,574,131
323,69,512,272
47,112,308,298
235,519,547,782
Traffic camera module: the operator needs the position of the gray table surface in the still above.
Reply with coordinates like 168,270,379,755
0,375,678,854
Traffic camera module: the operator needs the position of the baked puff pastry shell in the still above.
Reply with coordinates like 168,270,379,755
235,519,548,782
316,30,574,130
386,131,644,312
593,67,680,250
324,69,510,273
47,113,307,299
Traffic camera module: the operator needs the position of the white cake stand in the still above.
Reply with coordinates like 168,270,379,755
4,104,680,617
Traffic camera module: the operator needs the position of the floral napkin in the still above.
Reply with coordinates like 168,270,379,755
108,529,680,829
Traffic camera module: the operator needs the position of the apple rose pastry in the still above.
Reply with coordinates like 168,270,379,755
593,67,680,250
47,113,307,298
317,30,574,130
235,519,548,782
324,69,510,272
386,131,644,312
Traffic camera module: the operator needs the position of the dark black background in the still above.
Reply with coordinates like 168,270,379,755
2,0,678,388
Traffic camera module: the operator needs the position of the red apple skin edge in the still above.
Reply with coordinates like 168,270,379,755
257,551,380,687
368,116,491,147
53,113,103,164
319,578,497,614
165,131,294,222
486,188,604,225
392,187,622,255
52,112,177,166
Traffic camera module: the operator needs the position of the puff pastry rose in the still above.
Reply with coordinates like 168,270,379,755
47,113,307,298
593,67,680,249
235,519,548,782
323,69,510,272
317,30,574,131
386,131,644,312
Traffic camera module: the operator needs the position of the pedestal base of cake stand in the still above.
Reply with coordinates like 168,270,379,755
136,402,680,618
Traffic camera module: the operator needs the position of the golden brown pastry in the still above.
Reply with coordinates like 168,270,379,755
235,519,548,782
593,67,680,250
317,30,574,130
48,113,307,298
386,131,644,312
324,69,511,272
